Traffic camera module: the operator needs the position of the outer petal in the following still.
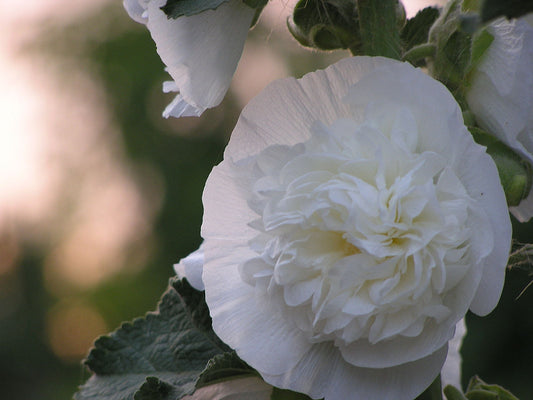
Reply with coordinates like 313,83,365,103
123,0,147,24
225,56,386,161
441,319,466,389
145,0,255,117
460,149,512,315
202,239,312,375
261,342,448,400
174,243,205,291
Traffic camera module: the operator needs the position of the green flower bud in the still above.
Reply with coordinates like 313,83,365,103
465,376,519,400
288,0,360,51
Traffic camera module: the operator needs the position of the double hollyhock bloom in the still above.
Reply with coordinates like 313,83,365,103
466,14,533,221
123,0,255,117
197,56,511,399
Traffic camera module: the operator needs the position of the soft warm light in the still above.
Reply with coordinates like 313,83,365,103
46,302,108,362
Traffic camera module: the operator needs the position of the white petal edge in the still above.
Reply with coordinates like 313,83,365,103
174,243,205,291
458,143,512,316
203,239,312,375
225,56,395,162
145,0,255,117
262,342,448,400
123,0,147,24
441,319,466,389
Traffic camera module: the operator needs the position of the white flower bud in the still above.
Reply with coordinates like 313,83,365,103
466,14,533,221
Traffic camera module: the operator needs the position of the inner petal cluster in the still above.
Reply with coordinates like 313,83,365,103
240,105,476,346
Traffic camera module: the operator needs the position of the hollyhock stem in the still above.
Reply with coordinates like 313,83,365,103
356,0,401,59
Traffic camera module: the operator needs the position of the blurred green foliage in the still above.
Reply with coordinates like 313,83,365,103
0,3,531,400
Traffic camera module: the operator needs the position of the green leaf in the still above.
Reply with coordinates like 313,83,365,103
161,0,230,19
271,387,316,400
134,377,179,400
357,0,402,59
401,7,441,50
480,0,533,23
74,278,227,400
196,352,258,388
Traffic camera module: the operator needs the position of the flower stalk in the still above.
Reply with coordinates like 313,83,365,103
402,43,437,65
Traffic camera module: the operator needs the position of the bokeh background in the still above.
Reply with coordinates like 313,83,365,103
0,0,531,399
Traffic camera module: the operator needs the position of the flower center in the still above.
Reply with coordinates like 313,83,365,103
240,108,476,345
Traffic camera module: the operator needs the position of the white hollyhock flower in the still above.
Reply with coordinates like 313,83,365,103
466,14,533,221
174,243,205,290
201,56,511,400
123,0,255,118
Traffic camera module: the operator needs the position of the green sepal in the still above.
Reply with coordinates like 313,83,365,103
465,376,520,400
74,278,228,400
401,7,441,52
271,387,316,400
444,385,469,400
508,243,533,273
196,351,258,389
428,0,473,100
465,27,494,81
470,127,532,207
289,0,361,51
161,0,230,18
480,0,533,23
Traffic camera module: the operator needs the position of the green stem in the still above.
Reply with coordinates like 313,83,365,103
402,43,437,64
356,0,401,59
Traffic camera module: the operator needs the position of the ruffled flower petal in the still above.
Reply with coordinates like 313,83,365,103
174,243,205,291
466,14,533,221
124,0,255,118
261,342,448,400
202,56,511,399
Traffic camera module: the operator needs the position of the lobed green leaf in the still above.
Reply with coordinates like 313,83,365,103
196,351,258,388
74,278,227,400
